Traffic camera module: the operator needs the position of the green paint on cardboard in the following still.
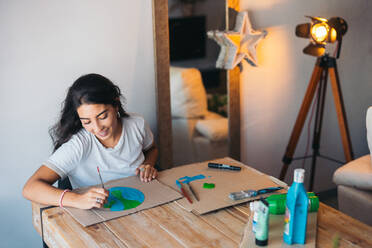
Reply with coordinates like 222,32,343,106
103,187,144,211
203,183,215,189
111,190,142,209
104,200,116,209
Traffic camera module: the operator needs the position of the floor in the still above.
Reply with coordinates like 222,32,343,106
317,188,338,209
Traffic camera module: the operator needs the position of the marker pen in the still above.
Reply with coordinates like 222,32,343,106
208,162,241,171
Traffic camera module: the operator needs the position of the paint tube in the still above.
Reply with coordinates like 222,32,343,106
250,201,259,233
255,198,269,246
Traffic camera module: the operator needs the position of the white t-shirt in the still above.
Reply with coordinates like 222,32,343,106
44,114,154,189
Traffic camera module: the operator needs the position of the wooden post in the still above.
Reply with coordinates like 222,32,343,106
228,66,241,160
152,0,173,170
226,0,241,161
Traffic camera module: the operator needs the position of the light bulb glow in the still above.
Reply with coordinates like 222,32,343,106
329,28,337,42
311,23,329,43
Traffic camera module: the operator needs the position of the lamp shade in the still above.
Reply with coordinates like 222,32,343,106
295,16,347,57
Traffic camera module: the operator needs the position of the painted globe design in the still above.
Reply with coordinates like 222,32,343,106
104,187,145,211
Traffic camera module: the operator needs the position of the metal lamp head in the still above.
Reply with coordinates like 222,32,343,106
295,16,347,57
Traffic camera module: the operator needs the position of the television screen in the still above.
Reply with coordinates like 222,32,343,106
169,16,206,61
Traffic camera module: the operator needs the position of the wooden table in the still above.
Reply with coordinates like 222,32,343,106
30,158,372,248
32,198,372,248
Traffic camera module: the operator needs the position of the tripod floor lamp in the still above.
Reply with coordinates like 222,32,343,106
279,16,354,191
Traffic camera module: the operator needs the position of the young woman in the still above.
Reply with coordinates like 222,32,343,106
23,74,158,209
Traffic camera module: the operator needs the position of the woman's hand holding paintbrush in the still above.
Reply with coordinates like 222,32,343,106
76,166,109,209
74,187,108,209
60,187,108,209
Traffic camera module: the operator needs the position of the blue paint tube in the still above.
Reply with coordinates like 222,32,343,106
255,198,269,246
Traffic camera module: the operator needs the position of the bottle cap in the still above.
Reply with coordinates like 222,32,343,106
255,238,268,246
294,168,305,183
307,192,316,197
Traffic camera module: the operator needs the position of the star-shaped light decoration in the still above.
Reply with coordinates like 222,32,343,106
207,11,267,69
227,0,240,12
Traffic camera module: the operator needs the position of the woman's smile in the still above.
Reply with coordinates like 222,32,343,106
97,128,109,138
77,103,122,148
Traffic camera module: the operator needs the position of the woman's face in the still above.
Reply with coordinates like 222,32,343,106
77,103,120,143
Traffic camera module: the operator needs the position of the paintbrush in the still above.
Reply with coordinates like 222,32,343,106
179,182,193,204
229,186,283,201
186,182,199,201
96,166,105,189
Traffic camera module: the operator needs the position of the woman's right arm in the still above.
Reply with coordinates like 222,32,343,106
22,165,108,209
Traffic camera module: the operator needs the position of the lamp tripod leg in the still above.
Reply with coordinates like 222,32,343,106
328,63,354,162
280,56,354,190
279,59,324,181
308,66,328,191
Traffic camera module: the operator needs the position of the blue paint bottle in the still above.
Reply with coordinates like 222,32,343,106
283,169,308,245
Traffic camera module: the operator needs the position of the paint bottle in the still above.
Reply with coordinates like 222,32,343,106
255,198,269,246
267,192,319,215
283,169,309,245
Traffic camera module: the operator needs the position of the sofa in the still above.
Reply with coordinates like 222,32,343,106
333,107,372,226
170,66,228,166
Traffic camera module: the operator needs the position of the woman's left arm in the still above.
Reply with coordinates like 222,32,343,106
135,143,158,182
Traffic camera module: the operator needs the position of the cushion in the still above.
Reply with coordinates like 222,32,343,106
204,111,224,120
195,117,228,142
337,185,372,226
170,67,207,118
366,107,372,167
333,155,372,190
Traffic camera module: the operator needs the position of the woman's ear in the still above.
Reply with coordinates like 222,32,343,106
114,98,120,108
114,105,120,118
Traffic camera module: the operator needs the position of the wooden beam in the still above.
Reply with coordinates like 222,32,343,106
228,66,241,160
152,0,173,170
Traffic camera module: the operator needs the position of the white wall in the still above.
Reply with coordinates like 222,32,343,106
240,0,372,191
0,1,156,247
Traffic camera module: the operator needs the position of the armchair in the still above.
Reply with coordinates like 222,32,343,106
333,107,372,226
170,66,228,166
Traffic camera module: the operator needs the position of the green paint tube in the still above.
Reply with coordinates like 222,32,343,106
255,198,269,246
266,192,319,215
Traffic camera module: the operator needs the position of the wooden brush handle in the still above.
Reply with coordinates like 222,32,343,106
180,186,193,204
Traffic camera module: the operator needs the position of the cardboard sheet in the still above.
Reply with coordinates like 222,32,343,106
239,212,317,247
157,157,287,215
64,175,182,227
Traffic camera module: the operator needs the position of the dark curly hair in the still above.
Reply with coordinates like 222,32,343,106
50,73,128,151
